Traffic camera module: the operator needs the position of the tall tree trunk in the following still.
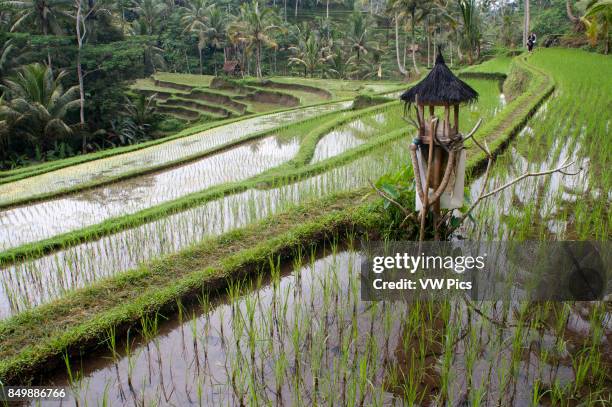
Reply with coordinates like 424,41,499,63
75,0,86,152
523,0,530,48
566,0,580,24
256,42,262,79
426,19,431,67
411,17,420,75
326,0,329,19
295,0,299,18
198,47,203,74
394,15,408,76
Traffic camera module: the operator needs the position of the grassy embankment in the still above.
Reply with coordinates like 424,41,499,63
0,55,555,384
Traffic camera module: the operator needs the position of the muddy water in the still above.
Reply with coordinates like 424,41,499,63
0,136,301,250
41,248,606,406
0,101,351,205
0,142,408,318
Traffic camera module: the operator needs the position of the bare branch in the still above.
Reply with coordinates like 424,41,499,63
452,158,580,233
402,116,419,129
479,158,576,200
461,118,483,142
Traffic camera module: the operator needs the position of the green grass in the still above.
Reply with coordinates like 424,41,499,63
462,55,514,75
152,72,215,87
471,48,611,241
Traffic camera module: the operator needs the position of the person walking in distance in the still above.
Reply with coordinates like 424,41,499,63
527,32,537,52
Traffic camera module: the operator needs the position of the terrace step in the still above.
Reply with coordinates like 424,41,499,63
154,79,196,92
163,98,232,118
156,105,202,121
252,79,332,99
187,89,248,115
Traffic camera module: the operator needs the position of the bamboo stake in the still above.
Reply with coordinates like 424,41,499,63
419,117,438,242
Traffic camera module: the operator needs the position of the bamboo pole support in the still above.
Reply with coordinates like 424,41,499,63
419,118,438,242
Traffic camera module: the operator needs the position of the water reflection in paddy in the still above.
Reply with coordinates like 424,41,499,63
0,101,351,204
0,142,408,317
0,135,300,250
41,248,603,406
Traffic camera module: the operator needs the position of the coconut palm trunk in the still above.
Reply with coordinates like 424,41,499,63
411,13,420,74
198,47,203,74
256,41,263,78
395,15,408,76
523,0,530,47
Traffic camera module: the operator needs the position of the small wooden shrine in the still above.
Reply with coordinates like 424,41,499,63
400,50,479,240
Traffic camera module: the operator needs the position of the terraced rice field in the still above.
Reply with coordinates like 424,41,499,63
0,101,352,206
132,73,404,122
0,78,503,318
0,50,609,405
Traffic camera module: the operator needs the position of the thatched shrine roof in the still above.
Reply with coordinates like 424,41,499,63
400,52,478,106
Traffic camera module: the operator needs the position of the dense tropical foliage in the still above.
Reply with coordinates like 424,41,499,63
0,0,607,168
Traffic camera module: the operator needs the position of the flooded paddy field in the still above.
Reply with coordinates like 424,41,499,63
40,245,611,406
0,101,352,205
30,52,612,406
4,51,609,407
0,142,408,317
0,78,500,252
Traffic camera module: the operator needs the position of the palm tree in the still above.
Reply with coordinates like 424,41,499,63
130,0,166,35
0,63,79,151
289,34,334,77
180,0,213,74
5,0,72,66
346,10,376,62
457,0,481,64
5,0,71,35
0,39,16,84
582,0,612,54
389,0,430,75
228,1,282,79
205,5,228,71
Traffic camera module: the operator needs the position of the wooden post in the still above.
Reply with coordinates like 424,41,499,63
454,104,459,133
417,104,425,139
444,105,451,138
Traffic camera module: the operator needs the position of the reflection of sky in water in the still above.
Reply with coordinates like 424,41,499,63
43,249,589,407
0,101,351,204
310,114,392,163
0,143,408,318
0,136,300,250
